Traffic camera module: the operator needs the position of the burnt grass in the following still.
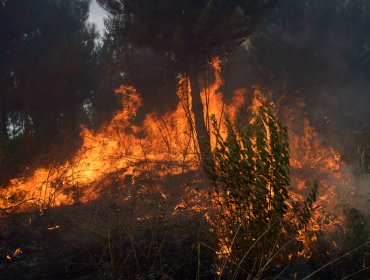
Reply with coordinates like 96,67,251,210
0,170,217,279
1,171,370,279
0,200,217,279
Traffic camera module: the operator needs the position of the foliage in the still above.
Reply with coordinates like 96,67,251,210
204,102,318,276
299,180,319,226
339,206,370,276
304,204,370,279
0,0,102,183
342,205,370,247
99,0,279,161
99,0,278,61
100,23,178,118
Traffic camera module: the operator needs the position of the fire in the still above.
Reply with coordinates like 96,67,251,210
0,83,201,209
6,247,22,261
0,58,355,261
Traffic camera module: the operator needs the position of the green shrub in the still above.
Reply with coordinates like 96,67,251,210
204,102,318,277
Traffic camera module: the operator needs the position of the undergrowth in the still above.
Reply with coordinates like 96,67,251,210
1,104,369,279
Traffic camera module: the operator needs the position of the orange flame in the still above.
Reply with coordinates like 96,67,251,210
0,58,355,259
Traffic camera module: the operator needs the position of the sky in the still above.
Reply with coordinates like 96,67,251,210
88,0,108,35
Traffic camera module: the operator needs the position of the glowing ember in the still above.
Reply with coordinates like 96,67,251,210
47,225,60,231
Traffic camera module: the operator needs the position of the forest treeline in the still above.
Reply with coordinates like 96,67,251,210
1,0,370,183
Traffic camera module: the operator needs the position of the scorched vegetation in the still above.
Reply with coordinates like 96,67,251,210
1,0,370,279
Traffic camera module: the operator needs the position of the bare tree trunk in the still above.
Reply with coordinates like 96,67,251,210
188,57,211,162
0,104,8,142
22,93,31,157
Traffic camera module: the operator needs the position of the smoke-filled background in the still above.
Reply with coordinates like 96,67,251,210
95,0,370,204
1,0,369,198
232,0,370,212
1,1,370,279
93,0,370,165
230,0,370,162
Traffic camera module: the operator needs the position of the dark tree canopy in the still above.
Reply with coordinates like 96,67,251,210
0,0,99,182
98,0,278,161
98,0,277,62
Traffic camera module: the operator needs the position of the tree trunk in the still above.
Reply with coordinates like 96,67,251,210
0,104,8,142
47,109,58,139
188,57,211,162
22,93,31,157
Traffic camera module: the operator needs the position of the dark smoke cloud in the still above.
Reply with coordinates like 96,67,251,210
225,0,370,164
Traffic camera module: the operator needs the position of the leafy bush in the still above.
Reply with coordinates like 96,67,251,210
204,102,318,277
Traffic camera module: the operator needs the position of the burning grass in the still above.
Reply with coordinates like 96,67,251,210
1,61,369,279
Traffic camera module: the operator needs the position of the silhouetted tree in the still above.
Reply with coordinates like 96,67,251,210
97,0,278,161
0,0,98,182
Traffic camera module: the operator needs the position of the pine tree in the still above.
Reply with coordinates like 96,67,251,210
97,0,278,161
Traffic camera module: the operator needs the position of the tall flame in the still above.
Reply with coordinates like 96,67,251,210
0,59,355,259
